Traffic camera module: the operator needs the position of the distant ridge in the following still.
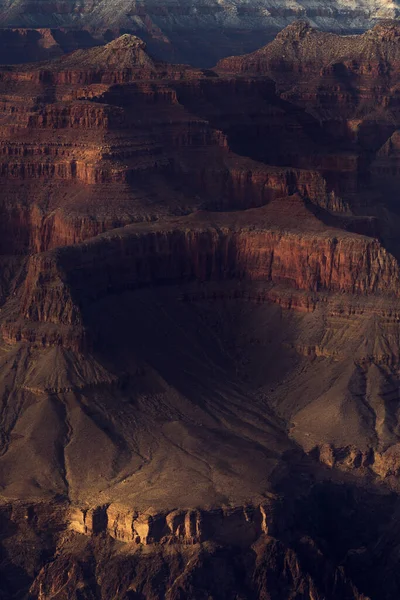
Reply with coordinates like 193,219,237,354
217,21,400,74
0,0,399,66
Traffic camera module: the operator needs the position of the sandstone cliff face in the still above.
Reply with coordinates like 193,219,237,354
69,503,269,545
17,219,399,334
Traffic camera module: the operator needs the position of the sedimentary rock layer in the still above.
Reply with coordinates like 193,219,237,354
17,208,400,335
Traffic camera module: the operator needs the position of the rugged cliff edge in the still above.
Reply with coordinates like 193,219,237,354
3,25,400,599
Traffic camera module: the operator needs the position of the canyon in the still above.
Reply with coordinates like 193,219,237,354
2,21,400,600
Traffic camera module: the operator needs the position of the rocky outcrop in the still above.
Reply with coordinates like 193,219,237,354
315,442,400,479
69,503,269,545
0,36,198,85
1,483,392,600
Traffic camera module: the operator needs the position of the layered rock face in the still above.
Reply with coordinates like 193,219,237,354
4,24,400,600
217,20,400,138
0,34,352,262
16,208,398,340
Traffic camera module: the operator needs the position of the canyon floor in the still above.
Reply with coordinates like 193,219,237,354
3,20,400,600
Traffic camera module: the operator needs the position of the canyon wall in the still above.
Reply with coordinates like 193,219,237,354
11,214,398,350
1,26,400,600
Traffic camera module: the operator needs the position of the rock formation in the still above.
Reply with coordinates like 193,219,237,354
0,28,100,64
3,23,400,599
0,0,399,65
